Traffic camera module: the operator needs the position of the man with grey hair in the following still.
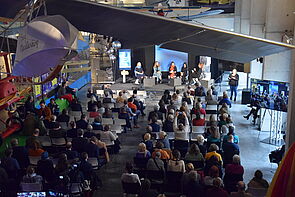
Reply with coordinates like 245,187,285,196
224,155,244,194
148,105,163,122
163,114,174,133
230,181,253,197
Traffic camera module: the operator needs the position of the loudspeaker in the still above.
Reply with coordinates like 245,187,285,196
241,89,251,104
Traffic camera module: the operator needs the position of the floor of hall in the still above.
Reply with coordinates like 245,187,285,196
77,82,280,197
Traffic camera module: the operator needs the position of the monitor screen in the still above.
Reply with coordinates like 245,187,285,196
155,45,188,72
119,49,132,70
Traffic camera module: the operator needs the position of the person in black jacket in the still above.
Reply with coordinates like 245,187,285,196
36,151,55,184
228,68,239,101
85,136,100,158
79,152,94,180
10,138,30,170
76,114,88,129
163,114,174,132
72,129,87,153
64,142,79,160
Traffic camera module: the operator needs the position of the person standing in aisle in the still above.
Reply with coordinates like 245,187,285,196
228,68,239,102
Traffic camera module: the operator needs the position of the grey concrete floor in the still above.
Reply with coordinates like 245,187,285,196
77,82,279,197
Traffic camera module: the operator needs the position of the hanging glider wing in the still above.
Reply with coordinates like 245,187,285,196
13,15,79,77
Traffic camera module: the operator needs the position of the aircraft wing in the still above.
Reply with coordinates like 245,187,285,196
2,0,295,63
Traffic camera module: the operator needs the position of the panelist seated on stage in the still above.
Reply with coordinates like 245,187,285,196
152,61,162,83
134,62,146,84
168,61,177,79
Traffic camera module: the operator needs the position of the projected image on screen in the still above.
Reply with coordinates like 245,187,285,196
155,46,188,72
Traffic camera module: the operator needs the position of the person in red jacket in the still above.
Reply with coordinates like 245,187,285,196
192,112,205,126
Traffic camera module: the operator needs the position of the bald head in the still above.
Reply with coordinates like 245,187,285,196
237,181,246,191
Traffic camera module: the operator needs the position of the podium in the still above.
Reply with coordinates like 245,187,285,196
169,77,182,86
143,77,155,87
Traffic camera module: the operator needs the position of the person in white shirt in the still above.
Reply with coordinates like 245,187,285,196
173,112,190,133
121,162,141,185
167,149,185,173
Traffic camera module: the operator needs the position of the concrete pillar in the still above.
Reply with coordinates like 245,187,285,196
240,0,251,35
234,0,241,33
287,49,295,148
249,0,267,38
262,0,295,82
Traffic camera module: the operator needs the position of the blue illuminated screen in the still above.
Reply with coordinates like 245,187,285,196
119,49,131,70
155,45,188,72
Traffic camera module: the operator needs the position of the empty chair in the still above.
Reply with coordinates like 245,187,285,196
174,132,189,140
51,137,66,146
88,157,99,170
246,187,267,197
114,118,126,126
122,182,141,196
20,182,43,192
88,117,95,123
103,103,115,109
69,183,83,195
29,156,41,166
115,103,124,109
110,125,123,134
70,111,82,121
37,136,52,147
96,90,104,97
192,126,205,134
102,118,114,125
60,122,68,130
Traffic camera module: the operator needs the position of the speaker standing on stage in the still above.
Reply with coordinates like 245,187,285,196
181,62,188,84
134,62,145,84
168,61,177,79
153,61,162,84
228,68,239,101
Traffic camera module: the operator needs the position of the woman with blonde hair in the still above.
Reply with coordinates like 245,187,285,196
207,126,221,144
135,143,151,158
206,89,218,105
153,61,162,83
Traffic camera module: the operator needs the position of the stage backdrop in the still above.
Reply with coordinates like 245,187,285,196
155,45,188,72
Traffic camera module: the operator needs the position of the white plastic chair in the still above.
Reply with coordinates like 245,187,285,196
51,137,66,146
60,122,68,130
20,182,43,192
114,118,126,126
88,157,99,170
102,118,113,125
29,156,41,166
192,126,205,134
110,124,123,134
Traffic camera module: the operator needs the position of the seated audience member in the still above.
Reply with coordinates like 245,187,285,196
103,93,115,104
182,92,192,105
195,135,207,157
205,144,223,164
89,106,100,118
70,99,82,112
48,98,59,116
95,133,110,163
143,132,154,153
185,144,205,164
224,155,244,193
147,152,165,171
183,170,204,197
72,129,87,153
243,94,261,124
219,92,232,108
135,143,151,158
85,136,100,158
163,114,174,133
206,178,228,197
207,126,221,144
219,113,229,127
55,153,69,176
22,166,43,183
219,103,229,116
211,86,218,96
87,88,97,99
67,121,78,138
223,126,239,144
26,128,41,148
158,99,167,116
76,114,88,129
57,109,70,123
204,165,223,186
230,181,253,197
84,124,95,138
11,138,30,169
131,90,145,116
79,152,93,181
222,135,240,165
207,114,218,127
149,116,161,133
127,97,140,128
192,102,206,116
180,103,190,119
152,141,170,160
121,162,141,185
148,105,163,122
102,107,113,118
247,170,269,189
97,101,105,114
28,141,45,156
87,96,98,112
1,148,20,179
161,90,171,104
206,89,218,105
100,125,116,146
118,107,131,131
192,112,205,126
158,131,170,149
24,96,36,114
92,115,103,131
167,149,185,173
139,179,159,197
36,152,55,184
48,115,59,129
181,163,198,187
195,81,206,96
269,135,286,164
37,100,52,124
64,142,79,160
23,113,40,136
204,155,222,178
116,91,126,103
173,112,189,133
167,100,177,112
